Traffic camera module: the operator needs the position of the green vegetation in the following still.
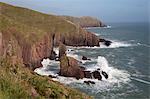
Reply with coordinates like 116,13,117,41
0,58,92,99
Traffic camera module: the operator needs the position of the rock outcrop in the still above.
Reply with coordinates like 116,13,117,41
99,39,112,46
59,55,85,79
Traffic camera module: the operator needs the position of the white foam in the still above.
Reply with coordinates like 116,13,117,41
104,25,111,29
66,49,80,61
99,40,132,48
53,47,59,56
34,58,59,76
131,77,150,85
41,58,51,67
137,42,150,47
52,56,131,93
67,40,132,49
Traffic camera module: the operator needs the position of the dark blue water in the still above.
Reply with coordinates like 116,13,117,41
82,22,150,99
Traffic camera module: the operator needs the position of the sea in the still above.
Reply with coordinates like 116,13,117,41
35,22,150,99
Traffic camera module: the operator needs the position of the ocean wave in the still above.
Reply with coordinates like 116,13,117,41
52,56,131,93
137,42,150,48
34,58,59,76
68,40,133,49
34,49,131,94
99,40,132,48
130,77,150,85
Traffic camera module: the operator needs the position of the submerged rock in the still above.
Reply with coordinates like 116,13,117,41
82,56,91,60
99,38,112,46
84,81,95,85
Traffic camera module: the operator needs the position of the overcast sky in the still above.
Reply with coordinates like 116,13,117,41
0,0,149,23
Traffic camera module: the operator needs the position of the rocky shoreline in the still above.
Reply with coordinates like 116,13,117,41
0,2,111,98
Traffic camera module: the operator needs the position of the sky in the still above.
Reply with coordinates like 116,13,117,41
0,0,149,23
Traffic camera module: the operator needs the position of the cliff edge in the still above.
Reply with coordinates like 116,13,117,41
61,16,106,28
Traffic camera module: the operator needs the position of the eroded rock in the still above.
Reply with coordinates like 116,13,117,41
59,55,84,79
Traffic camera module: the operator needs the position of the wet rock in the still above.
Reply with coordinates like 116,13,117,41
84,80,95,85
82,56,88,60
92,71,102,80
84,71,92,78
67,49,74,52
97,68,100,71
49,75,57,78
82,56,91,60
102,71,108,79
104,40,112,46
99,38,106,42
99,39,112,46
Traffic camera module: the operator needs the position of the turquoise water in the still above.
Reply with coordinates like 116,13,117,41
35,22,150,99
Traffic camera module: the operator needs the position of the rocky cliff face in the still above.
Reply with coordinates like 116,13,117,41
61,16,106,28
54,28,100,47
0,2,101,69
25,34,54,69
0,29,54,69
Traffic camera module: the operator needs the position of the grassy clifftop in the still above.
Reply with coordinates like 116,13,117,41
61,16,106,27
0,2,77,44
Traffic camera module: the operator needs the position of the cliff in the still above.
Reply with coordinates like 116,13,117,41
0,2,101,98
0,2,100,69
61,16,106,28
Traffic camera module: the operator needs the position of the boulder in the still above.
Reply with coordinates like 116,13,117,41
104,40,112,46
92,71,102,80
102,71,108,79
82,56,88,60
97,68,100,71
84,71,92,78
59,55,84,79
